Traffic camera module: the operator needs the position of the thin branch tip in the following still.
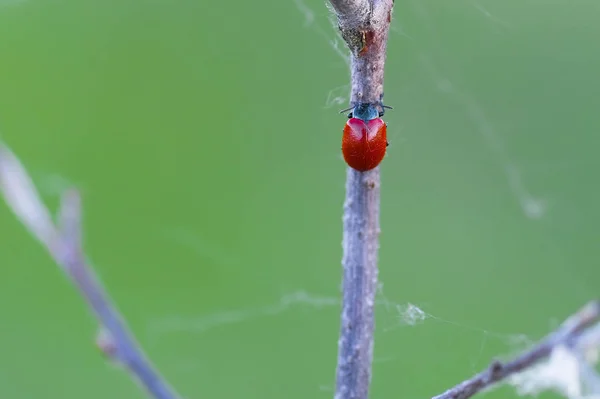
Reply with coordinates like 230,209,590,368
62,187,82,203
0,142,181,399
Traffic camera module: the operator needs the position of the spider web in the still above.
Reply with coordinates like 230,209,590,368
146,285,543,394
282,1,598,397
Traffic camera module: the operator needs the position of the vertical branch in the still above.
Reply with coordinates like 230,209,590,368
337,168,381,399
328,1,395,399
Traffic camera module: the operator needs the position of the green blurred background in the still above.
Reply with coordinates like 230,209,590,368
0,0,599,397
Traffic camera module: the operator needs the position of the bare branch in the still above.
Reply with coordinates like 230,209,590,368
432,300,600,399
57,188,82,253
328,1,394,399
328,0,370,31
348,1,394,105
336,168,381,399
0,146,56,249
0,143,182,399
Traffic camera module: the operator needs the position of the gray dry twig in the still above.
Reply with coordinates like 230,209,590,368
0,144,181,399
432,300,600,399
328,1,395,399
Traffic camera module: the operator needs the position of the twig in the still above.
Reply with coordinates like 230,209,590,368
431,300,600,399
328,0,370,31
0,144,182,399
328,1,394,399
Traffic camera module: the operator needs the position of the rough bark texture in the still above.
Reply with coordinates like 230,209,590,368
329,2,395,399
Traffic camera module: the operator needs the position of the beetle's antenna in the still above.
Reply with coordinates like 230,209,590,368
339,105,354,114
378,104,394,117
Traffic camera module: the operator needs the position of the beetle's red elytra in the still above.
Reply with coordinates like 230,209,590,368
342,117,388,172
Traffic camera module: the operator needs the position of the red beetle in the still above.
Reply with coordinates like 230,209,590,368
341,103,390,172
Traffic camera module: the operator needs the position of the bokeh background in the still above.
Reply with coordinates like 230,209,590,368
0,0,599,398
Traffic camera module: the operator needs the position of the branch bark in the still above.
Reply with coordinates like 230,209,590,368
329,2,394,399
0,144,181,399
432,300,600,399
